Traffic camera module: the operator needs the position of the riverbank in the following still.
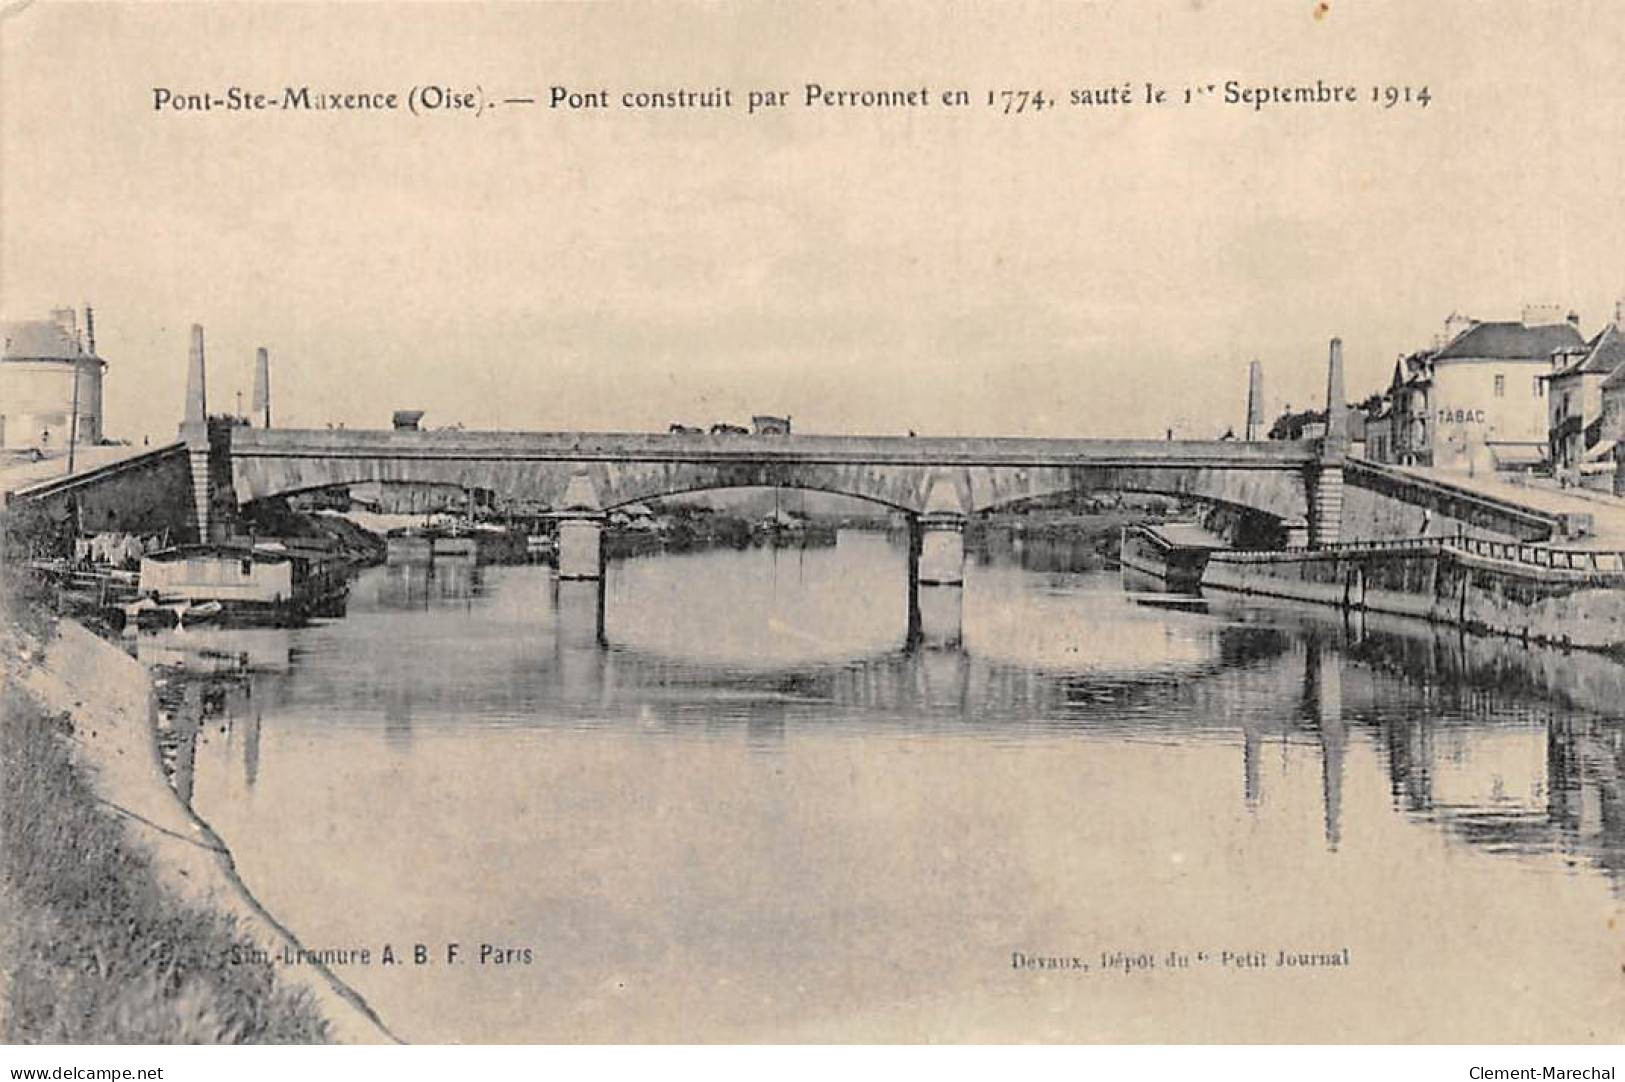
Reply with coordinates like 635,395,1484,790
1203,539,1625,653
0,573,397,1043
239,500,387,568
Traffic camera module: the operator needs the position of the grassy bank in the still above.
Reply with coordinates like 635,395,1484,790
0,590,330,1043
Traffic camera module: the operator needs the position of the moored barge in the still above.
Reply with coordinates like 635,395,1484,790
135,544,349,626
1120,522,1229,592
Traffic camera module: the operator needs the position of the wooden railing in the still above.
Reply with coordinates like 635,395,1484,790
1219,536,1625,574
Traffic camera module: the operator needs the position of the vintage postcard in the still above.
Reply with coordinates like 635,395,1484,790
1,0,1623,1053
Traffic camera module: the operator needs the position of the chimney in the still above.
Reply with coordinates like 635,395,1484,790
83,306,96,356
1244,360,1264,441
1522,302,1564,327
50,307,77,348
1567,310,1581,329
184,324,207,428
252,347,271,427
1442,311,1475,346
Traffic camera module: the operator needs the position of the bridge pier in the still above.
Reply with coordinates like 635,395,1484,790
554,576,607,652
185,441,213,543
181,324,213,543
917,475,967,586
913,583,963,650
557,516,606,580
555,471,606,580
918,514,965,586
1310,337,1348,549
1309,465,1346,548
909,476,967,648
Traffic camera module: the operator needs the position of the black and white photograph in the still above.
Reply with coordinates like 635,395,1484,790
1,0,1622,1070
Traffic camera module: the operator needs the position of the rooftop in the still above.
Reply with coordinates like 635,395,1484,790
1433,319,1585,362
1,318,99,363
1589,325,1625,388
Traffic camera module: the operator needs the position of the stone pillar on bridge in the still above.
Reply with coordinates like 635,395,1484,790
1244,359,1264,441
181,323,214,544
252,346,271,428
555,471,606,581
183,323,207,430
910,475,967,649
1310,337,1348,549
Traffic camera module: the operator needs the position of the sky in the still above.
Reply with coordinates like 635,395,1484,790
3,1,1623,445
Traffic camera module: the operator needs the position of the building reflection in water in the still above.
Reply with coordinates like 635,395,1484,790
376,552,481,609
1217,595,1625,888
136,624,295,799
1301,637,1347,849
169,548,1625,895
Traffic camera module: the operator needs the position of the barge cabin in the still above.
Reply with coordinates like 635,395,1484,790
137,544,346,623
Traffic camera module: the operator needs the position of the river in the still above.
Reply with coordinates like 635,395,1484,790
149,531,1624,1042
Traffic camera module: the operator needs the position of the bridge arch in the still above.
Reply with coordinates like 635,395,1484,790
224,429,1318,531
231,448,1312,525
593,465,920,515
233,453,940,516
961,463,1310,525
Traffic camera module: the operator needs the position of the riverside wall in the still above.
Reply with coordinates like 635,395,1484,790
1340,461,1564,543
1203,542,1625,652
6,614,398,1043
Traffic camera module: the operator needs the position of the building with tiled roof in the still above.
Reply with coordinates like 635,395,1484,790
1594,322,1625,393
1560,311,1625,495
1427,308,1584,471
1383,349,1436,466
1548,318,1625,473
1434,319,1586,362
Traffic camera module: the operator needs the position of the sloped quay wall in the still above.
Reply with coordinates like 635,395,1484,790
6,615,399,1042
1340,461,1562,543
1204,545,1625,652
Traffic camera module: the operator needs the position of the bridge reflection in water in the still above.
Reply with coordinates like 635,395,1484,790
155,532,1625,1041
154,535,1625,897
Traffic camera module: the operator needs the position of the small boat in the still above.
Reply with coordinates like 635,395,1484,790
431,536,478,558
174,600,223,627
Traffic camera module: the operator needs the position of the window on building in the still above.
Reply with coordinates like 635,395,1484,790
1534,377,1544,397
1494,374,1506,397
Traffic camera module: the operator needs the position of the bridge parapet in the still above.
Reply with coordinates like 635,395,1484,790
227,427,1320,522
228,427,1320,468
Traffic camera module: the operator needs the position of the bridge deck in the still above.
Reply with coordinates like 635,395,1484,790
230,429,1321,470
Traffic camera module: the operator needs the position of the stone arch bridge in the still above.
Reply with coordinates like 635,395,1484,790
221,426,1336,589
228,428,1322,521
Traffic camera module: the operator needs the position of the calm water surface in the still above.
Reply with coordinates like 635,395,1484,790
157,532,1625,1042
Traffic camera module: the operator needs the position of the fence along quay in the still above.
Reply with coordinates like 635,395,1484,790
1203,535,1625,652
